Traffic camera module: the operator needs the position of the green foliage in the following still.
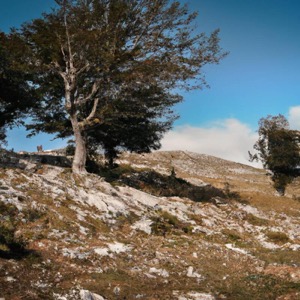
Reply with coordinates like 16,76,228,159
0,32,37,143
12,0,226,172
87,87,181,168
65,140,75,156
250,115,300,194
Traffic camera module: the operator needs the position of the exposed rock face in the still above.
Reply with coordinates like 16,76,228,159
80,290,106,300
0,150,299,299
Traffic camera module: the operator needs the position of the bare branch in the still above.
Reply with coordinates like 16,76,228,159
77,63,90,75
53,60,64,73
132,2,161,50
85,97,99,123
74,81,99,107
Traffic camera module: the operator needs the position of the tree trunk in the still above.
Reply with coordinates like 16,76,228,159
70,115,87,174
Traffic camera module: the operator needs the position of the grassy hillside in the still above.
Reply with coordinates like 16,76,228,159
0,150,299,299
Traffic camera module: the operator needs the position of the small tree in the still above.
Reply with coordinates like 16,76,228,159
15,0,226,173
250,115,300,195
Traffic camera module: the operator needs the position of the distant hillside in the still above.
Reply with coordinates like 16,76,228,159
0,149,299,300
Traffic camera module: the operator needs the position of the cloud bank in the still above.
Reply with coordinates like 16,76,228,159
161,118,261,167
288,106,300,130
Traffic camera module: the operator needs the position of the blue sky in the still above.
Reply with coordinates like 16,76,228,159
1,0,300,166
177,0,300,127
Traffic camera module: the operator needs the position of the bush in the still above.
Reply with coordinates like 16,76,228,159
266,231,290,244
151,211,192,236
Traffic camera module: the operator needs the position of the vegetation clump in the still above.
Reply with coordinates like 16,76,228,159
0,202,27,257
265,231,290,244
151,211,192,236
244,213,269,227
250,114,300,195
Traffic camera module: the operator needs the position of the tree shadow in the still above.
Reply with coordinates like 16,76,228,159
0,247,39,260
88,162,243,203
0,148,71,169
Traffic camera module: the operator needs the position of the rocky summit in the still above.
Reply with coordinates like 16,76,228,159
0,149,299,300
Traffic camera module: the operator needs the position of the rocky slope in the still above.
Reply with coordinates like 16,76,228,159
0,150,299,300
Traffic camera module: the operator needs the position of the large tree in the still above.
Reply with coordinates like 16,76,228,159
250,115,300,195
16,0,226,173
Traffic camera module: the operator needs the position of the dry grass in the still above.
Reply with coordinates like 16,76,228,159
0,152,300,299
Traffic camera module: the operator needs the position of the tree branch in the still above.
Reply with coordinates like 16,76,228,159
85,97,99,123
131,2,161,50
74,81,99,107
77,62,90,75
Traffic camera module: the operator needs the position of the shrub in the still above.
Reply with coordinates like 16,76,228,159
244,214,269,226
266,231,290,244
151,211,193,236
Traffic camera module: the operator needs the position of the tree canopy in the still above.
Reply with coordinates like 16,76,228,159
250,114,300,195
0,32,36,145
87,85,181,168
12,0,226,173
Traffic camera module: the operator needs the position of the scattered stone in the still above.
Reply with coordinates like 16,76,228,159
187,266,202,278
113,286,121,295
131,218,153,234
211,196,229,206
173,290,216,300
5,276,16,282
80,290,106,300
225,243,249,255
149,267,169,278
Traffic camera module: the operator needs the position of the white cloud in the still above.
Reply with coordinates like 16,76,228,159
161,118,261,167
288,106,300,130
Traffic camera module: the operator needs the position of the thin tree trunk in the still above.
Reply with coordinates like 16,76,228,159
70,114,87,174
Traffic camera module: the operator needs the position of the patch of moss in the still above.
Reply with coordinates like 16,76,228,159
244,213,269,226
265,231,290,244
218,274,300,300
151,211,193,236
222,229,242,242
253,248,300,265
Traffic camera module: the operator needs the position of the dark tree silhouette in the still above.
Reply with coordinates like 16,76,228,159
250,114,300,195
0,32,36,145
14,0,226,173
